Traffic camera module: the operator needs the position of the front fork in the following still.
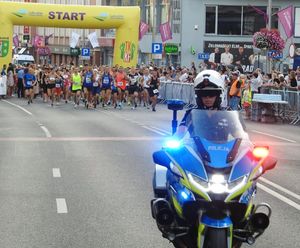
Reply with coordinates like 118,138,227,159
197,216,233,248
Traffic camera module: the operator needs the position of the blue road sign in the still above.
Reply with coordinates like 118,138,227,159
267,50,283,59
81,48,90,57
152,43,163,54
198,53,210,60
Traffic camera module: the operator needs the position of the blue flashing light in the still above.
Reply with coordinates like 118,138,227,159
165,139,181,149
180,191,188,200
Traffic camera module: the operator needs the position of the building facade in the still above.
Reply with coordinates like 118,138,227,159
9,0,300,70
180,0,300,72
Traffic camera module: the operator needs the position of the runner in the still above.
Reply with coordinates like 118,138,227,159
82,65,94,108
54,70,63,105
141,68,151,108
46,68,57,107
62,67,71,104
128,67,140,109
148,68,160,112
115,66,128,109
101,66,113,108
91,68,101,109
71,67,82,108
23,67,36,104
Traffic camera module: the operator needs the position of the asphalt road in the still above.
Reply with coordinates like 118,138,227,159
0,98,299,248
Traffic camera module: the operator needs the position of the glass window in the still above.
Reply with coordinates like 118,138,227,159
160,0,170,24
218,6,241,35
271,8,279,29
243,6,266,35
206,6,216,34
172,0,181,34
145,0,153,32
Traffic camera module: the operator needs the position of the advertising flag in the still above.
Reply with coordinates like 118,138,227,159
139,21,149,40
88,32,99,48
33,35,43,48
70,32,80,48
159,22,172,42
277,6,294,38
13,35,19,47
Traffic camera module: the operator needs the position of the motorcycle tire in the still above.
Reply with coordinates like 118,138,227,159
203,228,228,248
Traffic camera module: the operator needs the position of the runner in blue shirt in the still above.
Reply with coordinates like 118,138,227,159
23,67,36,104
82,65,94,108
101,66,113,108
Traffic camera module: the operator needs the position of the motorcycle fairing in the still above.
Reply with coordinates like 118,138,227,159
229,150,257,182
165,146,208,181
201,138,236,168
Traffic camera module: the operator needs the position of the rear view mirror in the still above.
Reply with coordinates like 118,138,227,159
262,156,277,172
153,151,171,169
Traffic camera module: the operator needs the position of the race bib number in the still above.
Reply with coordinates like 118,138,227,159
153,89,159,94
117,82,123,87
86,77,92,83
55,84,61,88
93,82,99,87
103,78,109,85
27,80,32,86
50,77,55,81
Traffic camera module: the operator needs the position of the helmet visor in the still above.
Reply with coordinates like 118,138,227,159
197,89,221,97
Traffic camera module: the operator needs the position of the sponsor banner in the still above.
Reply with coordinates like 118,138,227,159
277,5,294,38
204,41,258,73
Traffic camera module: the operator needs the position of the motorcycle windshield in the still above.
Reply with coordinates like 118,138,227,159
185,110,247,143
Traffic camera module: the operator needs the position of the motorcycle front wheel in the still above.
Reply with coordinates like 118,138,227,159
203,228,228,248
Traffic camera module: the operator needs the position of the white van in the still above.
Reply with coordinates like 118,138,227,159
12,54,35,65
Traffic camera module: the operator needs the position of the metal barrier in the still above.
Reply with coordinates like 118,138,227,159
270,89,300,125
158,82,300,125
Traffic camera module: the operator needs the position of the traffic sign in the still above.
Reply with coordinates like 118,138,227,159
81,48,90,57
198,53,210,60
267,50,283,59
152,43,162,54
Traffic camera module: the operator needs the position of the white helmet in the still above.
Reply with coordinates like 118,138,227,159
194,70,224,92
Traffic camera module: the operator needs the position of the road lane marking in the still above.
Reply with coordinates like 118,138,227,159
1,100,33,116
150,126,172,135
257,183,300,211
52,168,61,178
251,130,297,143
39,125,52,138
0,136,164,142
142,126,166,136
56,198,68,213
260,177,300,200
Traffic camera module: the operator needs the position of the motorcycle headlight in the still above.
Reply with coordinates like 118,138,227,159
188,173,247,195
187,173,209,192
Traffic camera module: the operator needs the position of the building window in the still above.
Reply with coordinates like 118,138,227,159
172,0,180,34
243,6,266,35
206,6,216,34
145,0,153,33
218,6,241,35
160,0,170,25
271,7,279,30
205,5,278,36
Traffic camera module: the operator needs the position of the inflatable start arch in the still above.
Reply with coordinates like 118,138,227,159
0,1,140,67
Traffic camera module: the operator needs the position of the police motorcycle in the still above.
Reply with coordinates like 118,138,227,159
151,82,277,247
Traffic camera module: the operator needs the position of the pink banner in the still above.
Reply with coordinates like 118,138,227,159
277,5,294,38
159,22,172,42
13,35,19,47
139,21,149,40
33,35,43,47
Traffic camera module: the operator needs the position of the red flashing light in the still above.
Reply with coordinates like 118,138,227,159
253,146,269,159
